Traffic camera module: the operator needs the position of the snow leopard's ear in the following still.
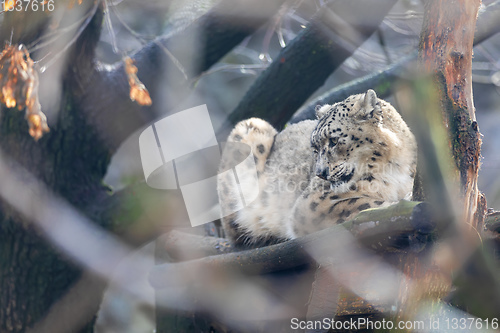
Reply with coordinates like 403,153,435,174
357,89,382,123
315,104,332,119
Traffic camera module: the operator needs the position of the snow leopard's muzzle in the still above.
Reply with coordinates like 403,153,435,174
316,162,355,188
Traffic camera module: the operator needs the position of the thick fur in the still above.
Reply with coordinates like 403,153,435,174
218,90,417,247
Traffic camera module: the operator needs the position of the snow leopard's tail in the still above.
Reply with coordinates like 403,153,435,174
226,118,277,173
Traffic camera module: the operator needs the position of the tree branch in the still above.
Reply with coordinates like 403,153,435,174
289,54,414,124
221,0,398,133
149,201,434,288
289,0,500,124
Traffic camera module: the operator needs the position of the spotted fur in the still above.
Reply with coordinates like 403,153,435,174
218,90,417,247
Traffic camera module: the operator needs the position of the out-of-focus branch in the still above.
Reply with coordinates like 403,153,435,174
149,201,434,288
305,265,339,333
82,0,287,154
289,54,414,124
222,0,398,133
290,0,500,124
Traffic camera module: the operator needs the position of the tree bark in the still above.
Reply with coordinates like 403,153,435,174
418,0,484,229
388,0,486,323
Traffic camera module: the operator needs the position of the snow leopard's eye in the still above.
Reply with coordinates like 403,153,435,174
329,137,338,148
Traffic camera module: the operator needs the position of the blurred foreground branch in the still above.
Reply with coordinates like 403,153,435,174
150,200,433,287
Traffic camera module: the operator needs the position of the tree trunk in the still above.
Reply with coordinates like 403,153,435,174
0,4,108,332
393,0,485,323
417,0,485,229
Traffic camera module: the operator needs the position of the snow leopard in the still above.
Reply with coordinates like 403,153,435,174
218,90,417,248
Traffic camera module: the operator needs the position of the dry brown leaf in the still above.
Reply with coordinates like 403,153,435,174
27,113,50,141
124,56,152,106
0,44,50,140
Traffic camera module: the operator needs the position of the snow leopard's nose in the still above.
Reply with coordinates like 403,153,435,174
316,166,329,180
